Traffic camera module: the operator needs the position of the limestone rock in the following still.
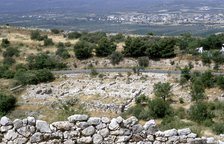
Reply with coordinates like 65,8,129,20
5,129,18,140
30,132,43,143
178,128,191,136
109,118,119,130
51,121,73,131
68,115,89,123
101,117,110,124
36,120,51,133
99,128,110,138
82,126,95,136
123,116,138,127
87,117,101,125
77,136,92,144
76,122,90,129
13,119,23,129
0,117,12,126
27,117,36,126
164,129,177,137
116,135,131,143
93,134,103,144
1,125,13,132
143,120,156,130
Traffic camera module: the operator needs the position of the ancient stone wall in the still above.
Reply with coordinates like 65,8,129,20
0,115,220,144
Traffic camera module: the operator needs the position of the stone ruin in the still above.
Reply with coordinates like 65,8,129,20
0,115,222,144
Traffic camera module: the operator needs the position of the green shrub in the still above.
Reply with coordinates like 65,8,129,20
96,37,116,57
56,47,70,59
68,32,81,39
216,76,224,89
153,82,172,101
110,33,125,43
30,30,43,41
123,37,148,57
3,47,20,57
15,69,54,85
44,38,54,46
146,38,176,58
175,107,186,119
135,94,149,104
27,53,66,70
1,39,10,48
148,98,173,118
80,32,106,43
3,57,16,66
190,78,205,101
57,42,65,48
74,41,93,60
212,123,224,134
200,71,214,88
201,52,212,66
138,56,149,67
160,116,192,131
51,29,60,34
0,66,14,79
189,101,213,123
109,51,123,65
0,93,16,116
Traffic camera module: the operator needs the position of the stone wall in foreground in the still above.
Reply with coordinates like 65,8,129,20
0,115,221,144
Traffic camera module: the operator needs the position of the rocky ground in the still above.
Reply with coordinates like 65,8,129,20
20,72,191,116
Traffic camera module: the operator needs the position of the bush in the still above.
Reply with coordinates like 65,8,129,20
0,66,14,79
80,32,107,43
146,38,176,58
216,76,224,89
109,51,123,65
149,98,173,118
27,53,66,70
1,39,10,48
153,82,172,101
189,101,213,123
190,78,205,101
68,32,81,39
201,52,212,66
135,94,149,104
51,29,60,34
110,33,125,43
3,47,20,57
44,38,54,46
15,69,54,85
3,57,16,66
213,123,224,134
200,71,214,88
123,37,148,57
160,116,192,131
74,41,93,60
138,56,149,67
56,47,70,59
95,37,116,57
30,30,43,41
0,93,16,116
180,66,192,83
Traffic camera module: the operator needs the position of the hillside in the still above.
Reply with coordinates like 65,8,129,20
0,26,224,143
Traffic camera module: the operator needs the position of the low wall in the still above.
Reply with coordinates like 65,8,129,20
0,115,220,144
